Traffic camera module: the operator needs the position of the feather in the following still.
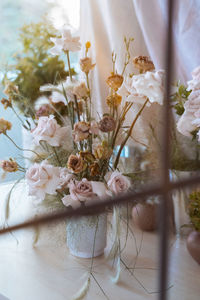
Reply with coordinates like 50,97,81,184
71,277,90,300
111,257,121,284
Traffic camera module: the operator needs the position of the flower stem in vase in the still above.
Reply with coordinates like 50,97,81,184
66,50,72,81
114,98,149,169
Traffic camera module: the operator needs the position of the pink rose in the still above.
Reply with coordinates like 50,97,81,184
26,161,61,200
107,171,131,195
59,168,74,188
32,115,70,147
62,178,106,208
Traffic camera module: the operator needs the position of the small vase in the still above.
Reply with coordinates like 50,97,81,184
132,203,158,231
66,213,107,258
170,170,198,236
186,231,200,264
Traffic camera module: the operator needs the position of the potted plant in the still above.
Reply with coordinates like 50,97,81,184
186,191,200,264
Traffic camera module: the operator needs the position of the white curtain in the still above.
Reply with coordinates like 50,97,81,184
80,0,149,116
80,0,200,108
133,0,200,82
80,0,200,148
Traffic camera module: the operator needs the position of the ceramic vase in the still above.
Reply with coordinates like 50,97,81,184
66,213,107,258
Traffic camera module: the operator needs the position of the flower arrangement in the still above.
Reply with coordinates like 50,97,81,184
170,66,200,171
1,29,165,208
1,20,74,117
0,27,165,299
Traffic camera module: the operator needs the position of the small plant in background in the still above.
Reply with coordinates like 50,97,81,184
1,19,75,117
188,191,200,232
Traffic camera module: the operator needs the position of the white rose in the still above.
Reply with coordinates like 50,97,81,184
187,66,200,91
177,90,200,137
26,161,61,200
131,70,165,105
32,115,70,147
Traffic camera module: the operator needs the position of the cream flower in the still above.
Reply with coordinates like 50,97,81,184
177,90,200,137
73,82,88,99
50,29,81,55
32,115,70,147
187,66,200,91
26,161,61,200
118,76,148,106
73,121,90,142
118,71,165,105
131,71,165,105
107,171,131,195
62,178,107,208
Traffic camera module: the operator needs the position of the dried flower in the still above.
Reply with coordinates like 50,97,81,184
0,159,18,172
89,162,100,176
106,74,123,91
35,104,54,118
1,98,12,109
94,144,112,160
3,83,18,97
99,116,116,132
106,94,122,108
73,121,90,142
133,56,155,72
67,154,86,174
80,57,95,74
89,121,99,135
73,82,88,99
80,151,95,163
0,118,12,134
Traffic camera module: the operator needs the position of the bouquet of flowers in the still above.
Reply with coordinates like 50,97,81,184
171,66,200,170
0,26,166,299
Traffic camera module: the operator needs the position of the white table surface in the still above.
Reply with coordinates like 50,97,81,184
0,182,200,300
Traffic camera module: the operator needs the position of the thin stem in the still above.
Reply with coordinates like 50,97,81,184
114,98,148,169
86,73,91,118
11,106,27,128
5,134,42,160
51,146,61,166
66,50,72,81
74,95,80,122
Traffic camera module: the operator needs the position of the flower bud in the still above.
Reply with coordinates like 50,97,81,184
99,116,116,132
133,56,155,73
0,118,12,134
0,159,18,172
106,94,122,108
80,57,95,74
106,74,123,91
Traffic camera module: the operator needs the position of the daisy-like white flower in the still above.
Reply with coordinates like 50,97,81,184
50,29,81,55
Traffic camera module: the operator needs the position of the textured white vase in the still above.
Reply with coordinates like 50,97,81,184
66,214,107,258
